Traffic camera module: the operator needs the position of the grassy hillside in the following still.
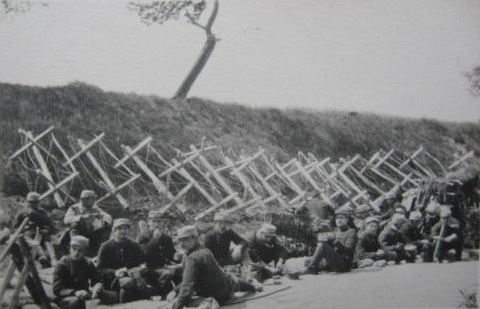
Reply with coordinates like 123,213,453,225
1,81,479,196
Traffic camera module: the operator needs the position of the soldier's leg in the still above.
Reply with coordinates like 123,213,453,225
320,244,349,272
305,242,327,269
57,296,85,309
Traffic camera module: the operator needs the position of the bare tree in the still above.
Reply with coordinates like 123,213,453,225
129,0,219,99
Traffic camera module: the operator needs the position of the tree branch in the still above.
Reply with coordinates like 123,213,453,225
205,0,219,34
185,11,206,30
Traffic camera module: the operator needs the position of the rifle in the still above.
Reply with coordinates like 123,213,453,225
433,223,445,261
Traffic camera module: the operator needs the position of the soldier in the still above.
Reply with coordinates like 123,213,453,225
356,216,389,268
14,192,55,236
53,236,117,309
203,212,248,267
353,204,374,231
63,190,112,256
97,218,152,303
245,223,289,281
137,210,178,298
432,206,461,263
379,213,415,263
401,210,435,262
304,207,357,274
169,226,262,309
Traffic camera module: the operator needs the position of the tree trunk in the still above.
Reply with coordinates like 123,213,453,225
173,0,219,99
174,34,216,99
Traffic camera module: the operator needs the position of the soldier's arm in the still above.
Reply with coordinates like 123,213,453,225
173,257,199,309
63,207,82,225
96,207,112,225
230,230,248,247
356,236,376,260
379,230,396,252
52,262,76,297
97,244,117,279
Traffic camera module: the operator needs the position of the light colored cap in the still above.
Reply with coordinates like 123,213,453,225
259,223,277,236
148,210,169,220
176,225,198,239
70,235,90,247
214,212,233,223
409,211,422,221
335,205,353,216
440,206,452,218
394,205,407,216
113,218,131,230
80,190,96,199
365,216,380,225
26,192,41,202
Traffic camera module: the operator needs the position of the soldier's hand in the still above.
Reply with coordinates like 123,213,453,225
376,249,385,257
91,283,103,299
74,290,90,300
166,291,176,303
115,269,127,278
231,245,243,261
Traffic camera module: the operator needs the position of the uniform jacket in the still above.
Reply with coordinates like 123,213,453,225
136,231,175,269
173,244,235,309
203,229,247,266
356,231,381,260
14,207,54,234
52,256,99,298
64,203,112,231
378,224,406,252
245,231,289,265
97,238,145,287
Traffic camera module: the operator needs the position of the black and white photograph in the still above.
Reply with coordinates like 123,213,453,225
0,0,479,308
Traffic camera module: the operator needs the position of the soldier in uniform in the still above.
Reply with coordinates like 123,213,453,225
169,226,262,309
379,213,415,263
203,212,248,267
63,190,112,256
432,206,461,263
53,236,117,309
14,192,55,237
137,210,178,298
304,207,358,273
97,218,152,303
356,216,389,268
245,223,289,281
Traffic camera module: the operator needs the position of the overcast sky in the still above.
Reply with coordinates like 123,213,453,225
1,0,479,122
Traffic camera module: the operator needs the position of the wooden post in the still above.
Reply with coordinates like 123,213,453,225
21,130,65,208
0,260,16,303
190,145,244,206
448,151,475,170
293,159,333,205
77,139,131,210
9,126,55,161
17,236,52,309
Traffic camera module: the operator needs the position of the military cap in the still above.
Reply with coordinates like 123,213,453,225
259,223,277,236
213,212,234,223
364,216,380,225
355,204,372,214
176,225,198,240
334,205,353,217
394,205,407,216
70,235,90,247
26,192,41,203
148,210,169,220
80,190,96,199
112,218,131,230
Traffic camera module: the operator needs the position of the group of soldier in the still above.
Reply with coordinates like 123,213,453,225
3,188,463,309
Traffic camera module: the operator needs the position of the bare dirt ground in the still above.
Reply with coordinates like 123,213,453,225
225,260,479,309
1,260,478,309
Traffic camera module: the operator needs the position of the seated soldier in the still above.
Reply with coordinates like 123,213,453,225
356,216,391,268
401,210,435,262
379,213,415,263
353,204,374,231
64,190,112,256
53,236,117,309
203,212,248,267
432,206,461,263
169,226,262,309
23,221,50,268
97,218,153,303
137,210,178,298
245,223,289,282
304,207,357,274
15,192,56,243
